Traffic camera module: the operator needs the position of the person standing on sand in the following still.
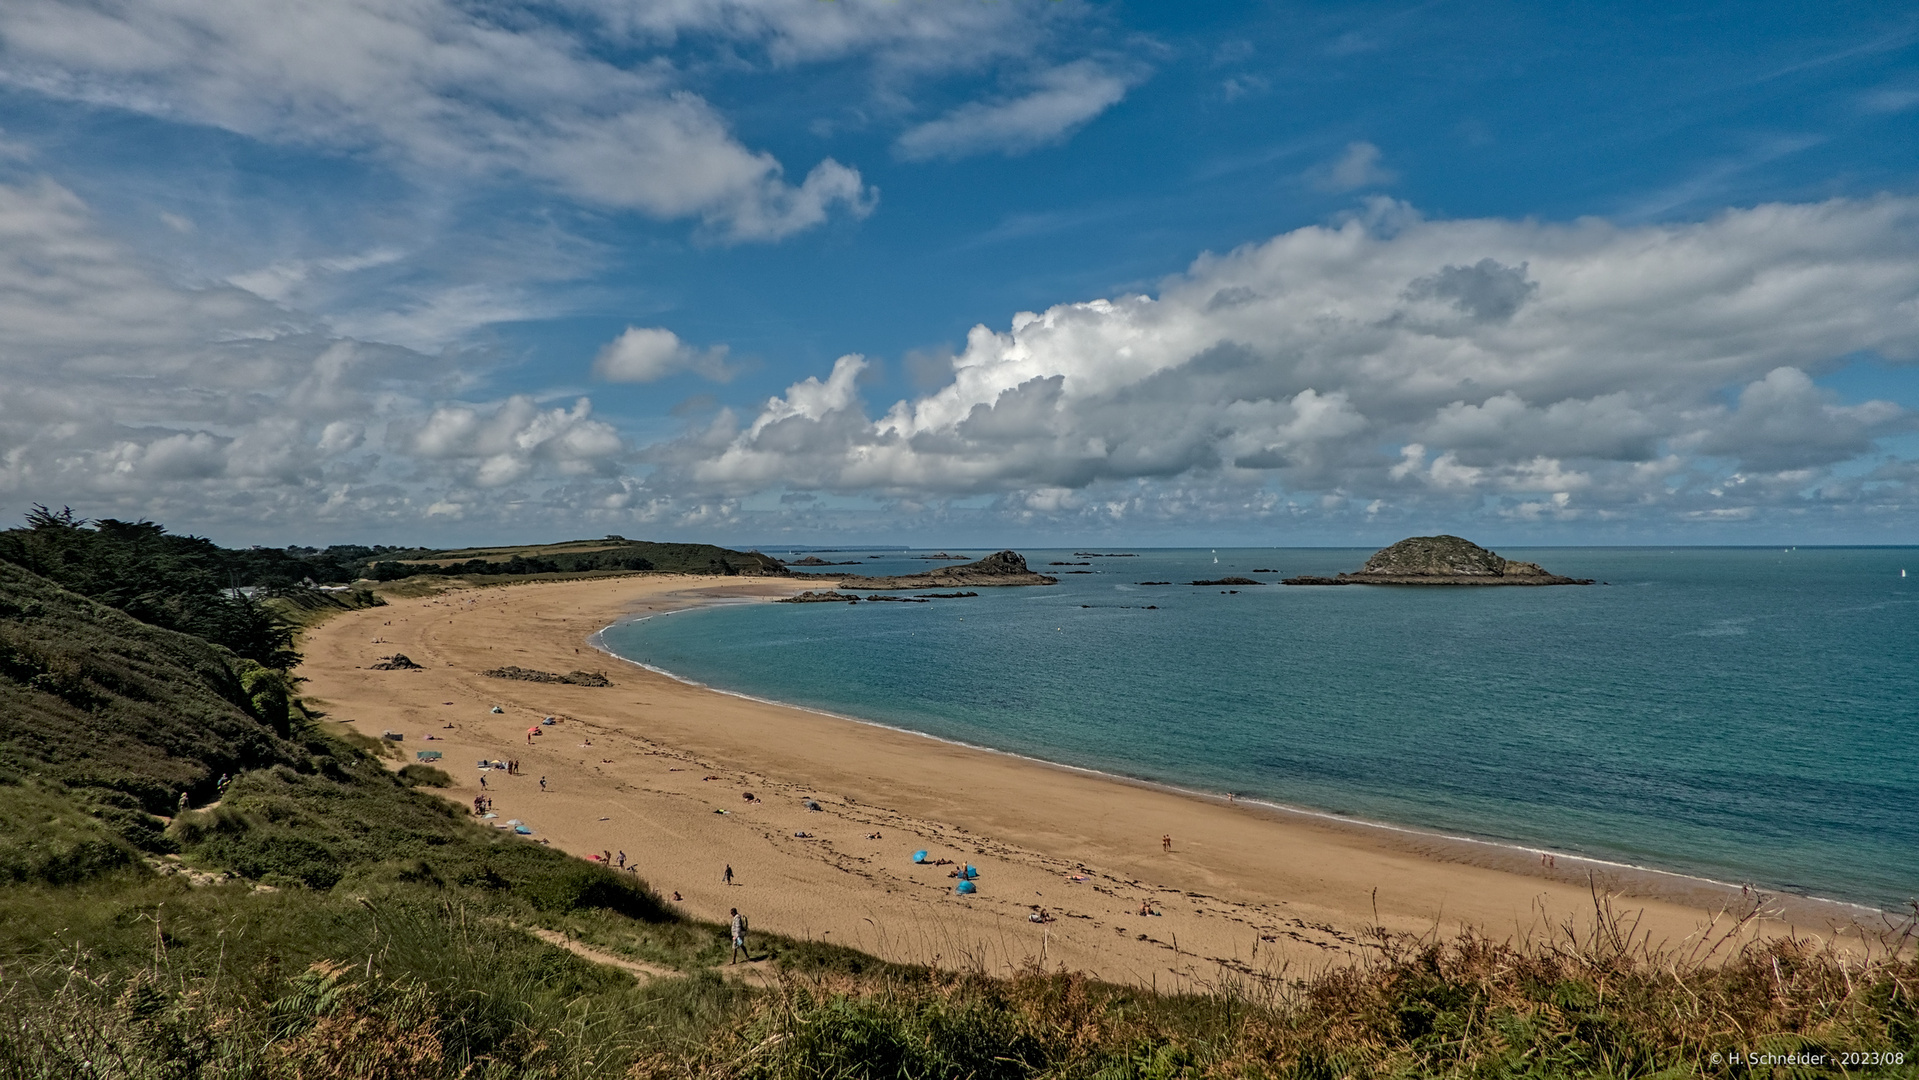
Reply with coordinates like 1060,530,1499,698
1162,834,1172,853
729,908,748,963
539,776,547,792
723,864,734,886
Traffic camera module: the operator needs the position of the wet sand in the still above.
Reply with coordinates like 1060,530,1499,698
298,573,1876,987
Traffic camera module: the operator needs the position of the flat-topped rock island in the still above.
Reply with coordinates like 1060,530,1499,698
801,549,1058,590
1284,535,1593,586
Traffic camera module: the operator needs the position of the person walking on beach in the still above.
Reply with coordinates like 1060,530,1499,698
539,776,547,792
1162,834,1172,853
723,863,734,886
617,850,626,869
729,908,748,963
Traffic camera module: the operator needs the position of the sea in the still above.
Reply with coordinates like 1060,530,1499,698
597,547,1919,911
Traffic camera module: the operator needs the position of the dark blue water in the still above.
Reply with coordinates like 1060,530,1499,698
601,548,1919,909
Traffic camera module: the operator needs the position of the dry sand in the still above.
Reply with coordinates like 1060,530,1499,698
299,574,1876,988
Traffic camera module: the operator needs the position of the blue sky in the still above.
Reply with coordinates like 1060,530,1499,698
0,0,1915,547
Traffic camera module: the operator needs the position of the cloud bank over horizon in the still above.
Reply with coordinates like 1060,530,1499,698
639,196,1918,539
0,171,1913,545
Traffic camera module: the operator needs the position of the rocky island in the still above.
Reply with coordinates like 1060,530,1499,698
1283,535,1592,586
803,549,1058,590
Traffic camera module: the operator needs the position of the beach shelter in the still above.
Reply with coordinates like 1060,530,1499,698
415,750,442,762
490,705,504,714
955,880,977,895
912,850,929,864
961,865,978,879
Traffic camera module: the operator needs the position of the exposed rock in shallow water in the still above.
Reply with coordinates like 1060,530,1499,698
776,590,862,603
482,666,612,686
807,550,1057,590
914,591,978,599
1190,577,1263,586
1283,535,1592,586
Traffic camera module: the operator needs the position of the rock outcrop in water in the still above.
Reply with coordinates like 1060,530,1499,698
805,550,1057,590
1283,535,1592,586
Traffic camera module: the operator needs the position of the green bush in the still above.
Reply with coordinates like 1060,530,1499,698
397,764,452,787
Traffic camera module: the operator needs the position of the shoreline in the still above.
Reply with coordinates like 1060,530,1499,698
594,596,1883,921
299,573,1890,987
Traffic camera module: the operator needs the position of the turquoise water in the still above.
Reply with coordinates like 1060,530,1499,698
600,548,1919,910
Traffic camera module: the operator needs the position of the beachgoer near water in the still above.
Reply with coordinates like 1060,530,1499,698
723,864,734,886
729,908,748,963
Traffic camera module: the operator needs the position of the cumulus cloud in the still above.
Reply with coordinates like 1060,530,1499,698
395,397,624,487
1695,366,1906,470
0,177,625,531
644,196,1919,531
1310,141,1396,192
0,0,875,240
594,326,736,383
896,61,1134,161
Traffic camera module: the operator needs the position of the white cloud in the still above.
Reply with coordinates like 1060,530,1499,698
0,177,625,530
595,326,736,383
0,0,876,241
1696,366,1906,469
896,61,1134,161
1310,141,1396,192
643,196,1919,531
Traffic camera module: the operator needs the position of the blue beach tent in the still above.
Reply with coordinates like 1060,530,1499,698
912,850,928,864
962,865,978,879
955,880,977,895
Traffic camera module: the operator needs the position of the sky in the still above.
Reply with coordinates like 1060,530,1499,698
0,0,1916,549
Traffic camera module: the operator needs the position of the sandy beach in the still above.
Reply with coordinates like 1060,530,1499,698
298,573,1876,987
